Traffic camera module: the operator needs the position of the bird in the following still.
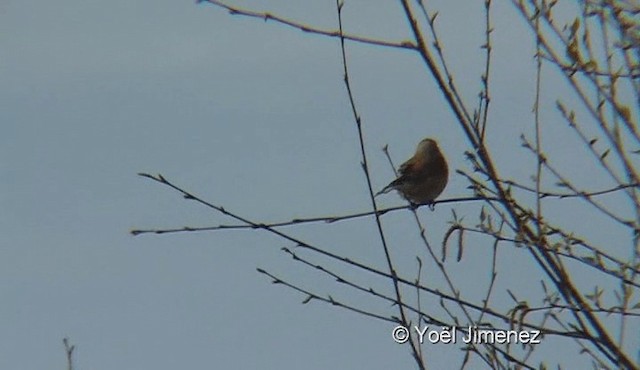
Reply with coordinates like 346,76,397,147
376,138,448,206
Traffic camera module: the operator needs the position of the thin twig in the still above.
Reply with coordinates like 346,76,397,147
199,0,414,50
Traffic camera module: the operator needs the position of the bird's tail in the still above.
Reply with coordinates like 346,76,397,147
375,183,394,197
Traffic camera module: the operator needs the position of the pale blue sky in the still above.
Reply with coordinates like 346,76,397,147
2,0,637,368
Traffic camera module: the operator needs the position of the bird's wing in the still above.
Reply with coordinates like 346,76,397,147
377,157,421,196
376,170,406,196
397,157,420,179
397,159,411,176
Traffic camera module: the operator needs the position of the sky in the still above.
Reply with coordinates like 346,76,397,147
2,0,638,369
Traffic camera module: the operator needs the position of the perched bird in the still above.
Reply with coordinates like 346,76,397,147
376,138,448,205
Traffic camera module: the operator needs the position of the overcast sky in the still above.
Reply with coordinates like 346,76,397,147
2,0,637,369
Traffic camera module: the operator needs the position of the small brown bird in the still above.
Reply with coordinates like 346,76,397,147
376,138,448,205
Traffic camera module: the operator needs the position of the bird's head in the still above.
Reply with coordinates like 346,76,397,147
416,138,439,156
